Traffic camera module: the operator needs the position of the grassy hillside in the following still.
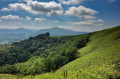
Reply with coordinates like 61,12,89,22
31,26,120,79
55,26,120,79
0,26,120,79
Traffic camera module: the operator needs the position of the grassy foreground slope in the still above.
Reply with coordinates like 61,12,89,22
57,26,120,78
35,26,120,79
0,26,120,79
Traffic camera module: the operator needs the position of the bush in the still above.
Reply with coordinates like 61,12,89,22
66,47,78,62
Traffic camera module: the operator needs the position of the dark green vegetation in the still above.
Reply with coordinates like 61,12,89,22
0,27,87,44
0,26,120,79
0,32,89,75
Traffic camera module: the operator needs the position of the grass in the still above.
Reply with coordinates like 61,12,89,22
0,26,120,79
56,26,120,78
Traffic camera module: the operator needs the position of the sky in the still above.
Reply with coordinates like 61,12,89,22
0,0,120,32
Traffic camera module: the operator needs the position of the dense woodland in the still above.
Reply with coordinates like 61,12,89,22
0,32,90,75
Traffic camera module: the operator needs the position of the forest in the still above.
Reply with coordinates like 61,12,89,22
0,32,90,75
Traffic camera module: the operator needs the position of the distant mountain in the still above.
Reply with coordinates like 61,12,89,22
0,27,88,44
0,28,33,44
0,28,32,34
36,27,87,36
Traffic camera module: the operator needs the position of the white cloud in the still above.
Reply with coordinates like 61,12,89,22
57,26,75,30
59,0,87,5
35,18,46,22
9,22,21,24
80,15,96,20
2,0,14,1
0,24,52,30
18,0,33,2
97,19,104,23
72,21,94,25
65,6,97,15
2,0,32,2
57,26,86,32
86,20,96,23
1,14,22,20
24,26,51,30
57,25,107,32
72,19,105,26
25,16,31,21
108,0,116,3
87,19,104,23
1,1,63,16
1,8,11,11
54,21,59,23
7,3,31,12
65,5,98,20
28,1,63,16
97,23,104,26
14,22,21,24
0,25,19,29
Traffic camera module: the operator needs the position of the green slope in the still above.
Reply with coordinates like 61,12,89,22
0,26,120,79
55,26,120,79
32,26,120,79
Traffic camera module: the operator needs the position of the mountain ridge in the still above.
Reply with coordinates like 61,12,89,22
36,27,87,36
0,27,88,44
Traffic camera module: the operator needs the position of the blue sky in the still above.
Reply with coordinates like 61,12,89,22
0,0,120,32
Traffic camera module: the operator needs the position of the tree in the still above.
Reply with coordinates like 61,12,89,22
53,55,68,69
42,58,55,72
66,47,78,62
45,32,50,36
